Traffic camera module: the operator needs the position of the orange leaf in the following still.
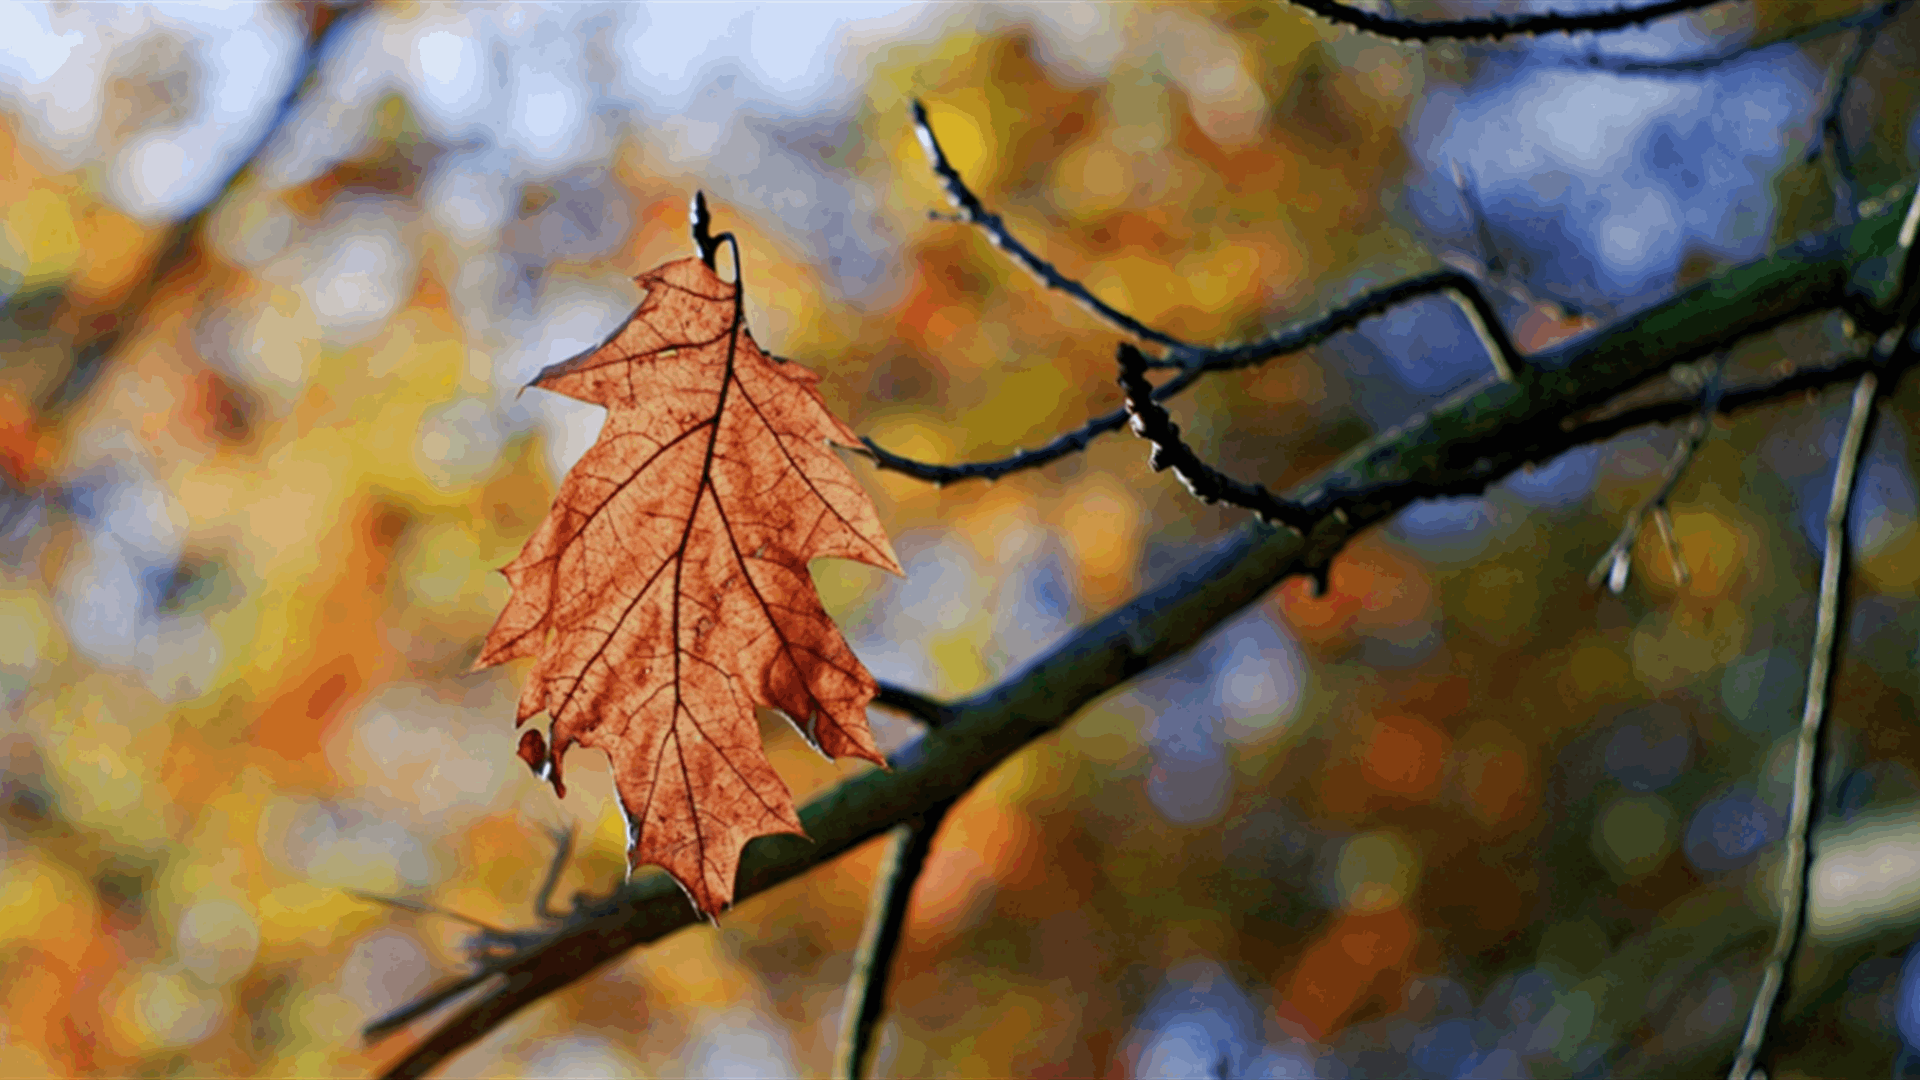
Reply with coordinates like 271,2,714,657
475,249,901,916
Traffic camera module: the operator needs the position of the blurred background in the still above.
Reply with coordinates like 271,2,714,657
3,1,1920,1077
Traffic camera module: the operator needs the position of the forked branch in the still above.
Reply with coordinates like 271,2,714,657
1118,343,1314,532
865,107,1531,486
1587,355,1726,593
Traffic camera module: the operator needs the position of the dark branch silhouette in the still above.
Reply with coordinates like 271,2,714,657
909,99,1192,355
865,105,1537,489
833,802,954,1080
1539,0,1906,75
1118,343,1314,532
1285,0,1740,43
1804,1,1906,222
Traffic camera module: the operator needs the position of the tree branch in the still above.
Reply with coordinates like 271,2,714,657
1283,0,1739,43
865,104,1536,487
858,267,1528,485
1802,1,1905,220
1727,371,1880,1080
1118,343,1314,532
372,195,1914,1080
1541,0,1906,75
1728,181,1920,1080
1587,354,1726,593
908,100,1192,355
26,0,372,416
833,801,953,1080
872,682,953,728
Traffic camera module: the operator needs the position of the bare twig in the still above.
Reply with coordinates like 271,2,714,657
1726,371,1880,1080
1118,343,1314,532
1725,180,1920,1080
371,198,1916,1080
868,106,1534,488
914,100,1530,364
909,100,1191,356
857,267,1526,486
873,682,954,728
29,1,372,415
359,818,584,1043
1804,1,1905,225
347,891,514,937
532,826,575,923
833,801,953,1080
1283,0,1738,43
1587,354,1726,593
1452,159,1511,280
1544,0,1906,75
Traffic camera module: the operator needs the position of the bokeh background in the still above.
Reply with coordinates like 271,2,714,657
4,1,1920,1077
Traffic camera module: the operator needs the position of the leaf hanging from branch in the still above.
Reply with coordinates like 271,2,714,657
475,235,901,917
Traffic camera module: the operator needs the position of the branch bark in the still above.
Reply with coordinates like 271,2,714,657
373,198,1913,1079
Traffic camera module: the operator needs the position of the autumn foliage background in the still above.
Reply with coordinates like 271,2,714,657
5,2,1920,1078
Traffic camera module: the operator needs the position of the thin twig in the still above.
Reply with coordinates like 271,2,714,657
909,100,1191,356
1118,343,1314,532
1723,179,1920,1080
360,818,585,1043
1283,0,1738,43
1545,0,1906,75
1725,371,1879,1080
347,891,512,936
29,1,372,415
1804,1,1905,227
913,98,1530,366
833,802,953,1080
1587,354,1726,592
857,267,1526,486
873,682,954,728
871,106,1534,488
532,826,575,923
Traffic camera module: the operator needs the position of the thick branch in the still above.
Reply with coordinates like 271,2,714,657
375,197,1913,1080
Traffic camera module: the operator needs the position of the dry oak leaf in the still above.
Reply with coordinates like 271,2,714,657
474,254,901,917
